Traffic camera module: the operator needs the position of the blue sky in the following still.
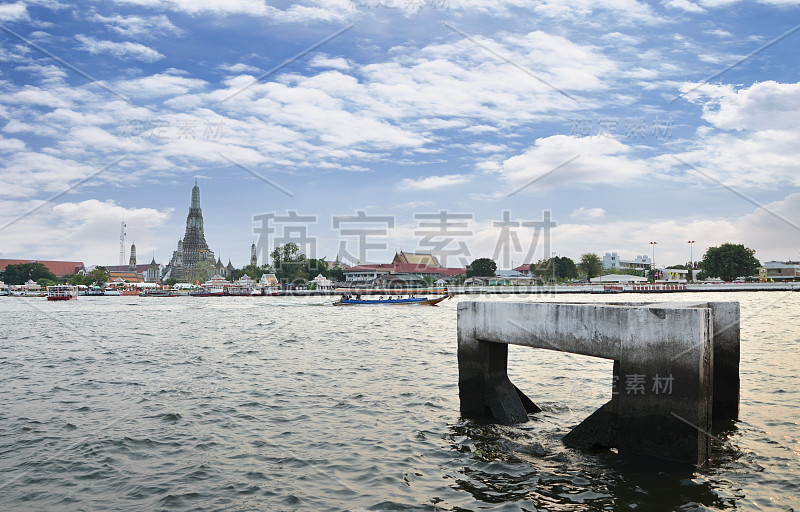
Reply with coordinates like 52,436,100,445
1,0,799,269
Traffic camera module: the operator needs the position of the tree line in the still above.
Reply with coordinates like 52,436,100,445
2,242,762,288
462,243,761,283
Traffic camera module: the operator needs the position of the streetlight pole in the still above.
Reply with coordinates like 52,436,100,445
649,241,657,280
687,240,695,281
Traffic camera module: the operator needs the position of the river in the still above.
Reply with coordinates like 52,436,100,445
0,292,797,511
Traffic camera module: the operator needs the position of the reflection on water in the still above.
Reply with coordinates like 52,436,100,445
0,292,797,511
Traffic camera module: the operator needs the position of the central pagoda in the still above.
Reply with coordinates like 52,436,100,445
164,181,216,282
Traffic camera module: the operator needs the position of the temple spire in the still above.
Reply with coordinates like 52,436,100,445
191,180,201,210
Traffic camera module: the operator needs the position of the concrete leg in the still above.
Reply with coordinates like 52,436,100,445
614,308,713,465
708,302,740,421
458,337,529,424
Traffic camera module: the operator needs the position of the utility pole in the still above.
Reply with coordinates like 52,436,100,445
119,219,127,266
687,240,696,281
649,241,658,280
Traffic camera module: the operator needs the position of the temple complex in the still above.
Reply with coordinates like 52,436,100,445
163,181,217,283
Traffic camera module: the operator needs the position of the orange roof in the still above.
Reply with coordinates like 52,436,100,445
0,259,86,276
108,271,144,283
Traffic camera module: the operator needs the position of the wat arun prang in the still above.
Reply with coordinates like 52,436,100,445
163,181,217,283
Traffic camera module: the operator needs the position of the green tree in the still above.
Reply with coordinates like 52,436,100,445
37,278,57,288
578,253,603,280
65,274,88,286
306,257,329,278
87,266,109,285
466,258,496,277
328,267,344,283
700,243,760,281
194,260,214,282
234,264,268,281
617,268,644,277
554,256,578,280
271,243,310,284
529,259,552,284
2,262,57,285
164,277,178,287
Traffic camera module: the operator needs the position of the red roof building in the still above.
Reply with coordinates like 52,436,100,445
512,263,533,275
106,264,151,274
0,259,86,277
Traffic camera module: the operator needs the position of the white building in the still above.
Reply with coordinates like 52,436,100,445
762,261,800,281
311,274,334,289
590,274,648,284
258,273,279,290
655,268,688,283
603,252,652,270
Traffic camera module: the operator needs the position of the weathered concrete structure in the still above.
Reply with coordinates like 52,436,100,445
457,301,740,466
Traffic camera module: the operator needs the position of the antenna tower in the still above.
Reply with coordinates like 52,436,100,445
119,219,127,266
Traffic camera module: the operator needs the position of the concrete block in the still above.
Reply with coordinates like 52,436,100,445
456,301,737,466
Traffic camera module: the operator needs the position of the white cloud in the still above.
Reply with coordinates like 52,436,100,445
571,207,605,218
546,194,800,266
308,55,351,70
705,28,733,38
688,81,800,132
0,136,26,152
665,0,707,12
0,2,27,22
88,12,181,37
497,135,649,191
109,0,271,16
0,198,173,265
75,34,164,62
668,81,800,188
220,63,262,74
401,174,471,190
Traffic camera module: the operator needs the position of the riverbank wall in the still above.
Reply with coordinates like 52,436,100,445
277,282,800,296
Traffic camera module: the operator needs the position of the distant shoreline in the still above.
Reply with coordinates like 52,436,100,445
278,283,800,296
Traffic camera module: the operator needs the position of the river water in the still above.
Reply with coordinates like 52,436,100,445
0,292,797,511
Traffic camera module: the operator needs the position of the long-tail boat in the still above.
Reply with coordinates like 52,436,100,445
333,293,453,306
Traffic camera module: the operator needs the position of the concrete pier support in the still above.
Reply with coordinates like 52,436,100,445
457,301,740,466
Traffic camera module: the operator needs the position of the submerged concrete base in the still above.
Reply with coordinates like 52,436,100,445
457,301,740,466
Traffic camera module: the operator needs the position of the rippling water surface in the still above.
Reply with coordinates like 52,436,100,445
1,292,798,511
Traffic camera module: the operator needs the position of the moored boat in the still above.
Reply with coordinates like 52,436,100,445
333,294,453,306
140,289,181,297
189,287,225,297
47,285,78,301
